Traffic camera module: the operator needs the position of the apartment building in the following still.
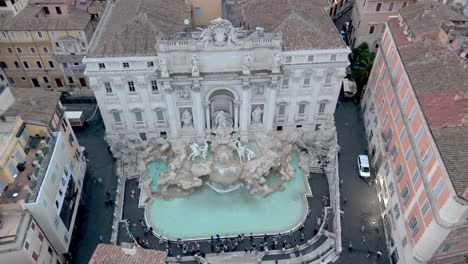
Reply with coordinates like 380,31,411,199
350,0,415,50
0,204,62,263
0,87,86,257
0,0,103,90
361,2,468,263
0,0,27,15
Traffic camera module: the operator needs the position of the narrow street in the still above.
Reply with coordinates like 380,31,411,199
334,101,389,263
65,104,118,264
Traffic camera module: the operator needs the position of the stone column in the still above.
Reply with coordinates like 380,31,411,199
203,102,211,132
234,100,240,131
264,82,278,131
163,83,179,138
191,84,205,136
240,82,251,140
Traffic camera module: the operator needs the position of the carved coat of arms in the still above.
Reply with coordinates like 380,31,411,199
198,18,242,48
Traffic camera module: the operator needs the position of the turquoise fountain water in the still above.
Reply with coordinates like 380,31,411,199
146,151,309,240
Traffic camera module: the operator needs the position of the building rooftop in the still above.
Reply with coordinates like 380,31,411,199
0,118,17,156
88,0,190,57
0,4,91,31
400,1,468,37
1,88,61,127
88,243,167,264
0,204,27,248
387,4,468,199
239,0,347,51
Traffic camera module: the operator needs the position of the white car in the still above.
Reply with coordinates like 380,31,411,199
357,155,371,178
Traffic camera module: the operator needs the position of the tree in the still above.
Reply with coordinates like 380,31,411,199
350,42,375,100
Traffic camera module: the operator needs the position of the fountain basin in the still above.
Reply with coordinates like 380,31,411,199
145,151,311,240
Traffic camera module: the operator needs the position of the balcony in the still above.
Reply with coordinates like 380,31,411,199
275,115,287,122
134,121,147,129
111,122,126,130
294,114,307,122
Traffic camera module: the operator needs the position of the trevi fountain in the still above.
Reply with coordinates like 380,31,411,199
109,113,339,240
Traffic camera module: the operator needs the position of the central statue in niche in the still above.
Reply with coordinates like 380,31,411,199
214,110,232,136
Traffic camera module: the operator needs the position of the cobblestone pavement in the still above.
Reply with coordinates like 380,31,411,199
118,173,331,261
65,104,118,264
334,101,389,264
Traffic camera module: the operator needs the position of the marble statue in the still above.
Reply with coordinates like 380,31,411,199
191,55,199,76
158,57,169,77
181,109,193,128
242,55,253,74
232,139,255,163
251,106,263,125
188,142,201,160
271,53,282,73
214,110,230,135
199,139,209,160
198,18,241,48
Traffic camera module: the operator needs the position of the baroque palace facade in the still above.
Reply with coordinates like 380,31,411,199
84,0,350,145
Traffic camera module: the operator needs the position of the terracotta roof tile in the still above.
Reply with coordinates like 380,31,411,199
387,6,468,200
240,0,347,50
89,244,167,264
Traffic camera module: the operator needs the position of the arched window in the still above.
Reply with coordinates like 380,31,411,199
277,102,287,116
318,100,328,113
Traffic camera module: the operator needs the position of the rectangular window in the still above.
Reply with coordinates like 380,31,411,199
48,61,54,68
43,77,49,83
383,114,389,126
151,80,158,92
68,77,74,83
0,61,7,68
415,126,424,144
104,82,112,93
43,47,49,53
135,111,143,122
16,47,22,53
391,145,398,161
282,77,289,88
388,1,395,11
325,72,332,85
307,55,314,62
409,216,419,237
14,61,20,68
43,6,50,14
9,31,16,39
433,179,445,198
128,81,135,92
390,96,395,108
112,112,121,123
421,199,430,216
23,61,29,68
123,62,129,68
395,164,403,180
7,47,13,53
402,90,410,107
402,1,408,8
319,102,327,113
55,42,60,48
411,169,420,184
36,61,43,68
303,74,310,86
147,61,154,68
37,31,43,38
408,107,416,122
422,148,433,165
401,185,410,204
50,31,56,37
394,203,400,219
405,147,412,161
194,7,201,17
399,127,407,141
278,104,286,115
395,111,401,124
389,181,395,197
140,133,147,141
376,2,382,11
0,31,6,39
369,25,375,34
98,63,105,69
156,110,165,122
298,103,306,115
32,251,39,261
30,47,36,53
55,6,62,14
38,232,44,242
